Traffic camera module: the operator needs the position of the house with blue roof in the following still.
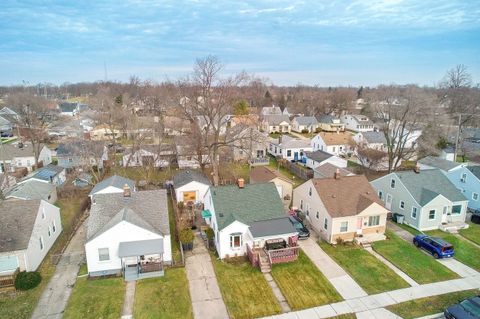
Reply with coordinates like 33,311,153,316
371,168,469,232
23,164,66,186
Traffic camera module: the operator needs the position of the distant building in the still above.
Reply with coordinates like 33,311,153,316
58,102,79,116
0,143,52,173
341,114,375,132
291,116,318,133
316,115,345,133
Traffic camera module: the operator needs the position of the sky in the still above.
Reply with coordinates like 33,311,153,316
1,0,479,87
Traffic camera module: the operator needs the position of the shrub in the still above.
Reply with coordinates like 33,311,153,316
205,227,214,240
15,271,42,290
301,129,309,134
179,228,194,243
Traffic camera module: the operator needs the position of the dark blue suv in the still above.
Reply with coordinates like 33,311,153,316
413,234,454,259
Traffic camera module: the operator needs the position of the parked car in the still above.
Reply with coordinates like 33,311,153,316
444,295,480,319
289,216,310,239
471,209,480,225
413,234,454,259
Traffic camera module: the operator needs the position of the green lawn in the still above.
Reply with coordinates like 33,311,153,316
167,195,182,264
0,195,86,319
63,277,125,319
268,156,303,187
320,243,410,294
372,231,458,284
459,223,480,245
427,230,480,272
387,289,479,319
271,251,342,310
134,268,193,319
326,315,356,319
212,257,282,319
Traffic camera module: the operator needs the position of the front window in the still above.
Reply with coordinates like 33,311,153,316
429,210,436,220
378,190,383,200
39,237,44,250
473,193,479,201
368,216,380,227
52,220,56,233
98,248,110,261
48,226,51,237
411,207,417,219
399,201,405,209
340,221,348,232
230,234,242,249
390,179,396,188
324,218,328,230
316,211,319,219
287,150,292,157
452,205,462,215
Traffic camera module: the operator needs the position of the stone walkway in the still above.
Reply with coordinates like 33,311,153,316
365,247,419,287
298,238,368,299
120,281,136,319
31,219,87,319
185,234,229,319
263,273,290,312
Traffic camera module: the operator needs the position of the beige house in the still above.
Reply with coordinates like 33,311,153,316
90,124,121,141
293,172,388,244
250,166,293,205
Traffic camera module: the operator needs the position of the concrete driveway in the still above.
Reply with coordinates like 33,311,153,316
31,220,87,319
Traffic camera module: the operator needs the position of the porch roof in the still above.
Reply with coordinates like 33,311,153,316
249,217,296,238
118,238,163,258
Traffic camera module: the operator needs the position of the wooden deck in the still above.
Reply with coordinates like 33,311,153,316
0,268,18,292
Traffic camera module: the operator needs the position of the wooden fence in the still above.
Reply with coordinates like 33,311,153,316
280,160,313,180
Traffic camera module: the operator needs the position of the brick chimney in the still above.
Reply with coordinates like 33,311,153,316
123,184,131,197
414,163,421,174
237,178,245,189
334,168,341,179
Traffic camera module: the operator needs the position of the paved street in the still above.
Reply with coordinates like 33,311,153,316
31,220,87,319
185,234,229,319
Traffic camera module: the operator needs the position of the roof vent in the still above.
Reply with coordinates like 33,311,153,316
331,194,336,198
219,212,224,217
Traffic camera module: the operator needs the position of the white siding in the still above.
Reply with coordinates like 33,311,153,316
175,181,210,204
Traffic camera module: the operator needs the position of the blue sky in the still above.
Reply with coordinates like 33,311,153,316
1,0,479,86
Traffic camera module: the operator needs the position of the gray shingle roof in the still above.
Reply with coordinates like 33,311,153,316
6,179,55,201
0,199,41,252
314,163,353,179
118,238,164,257
467,166,480,180
395,169,467,205
249,217,296,238
89,175,135,196
305,150,333,163
294,116,318,126
264,114,290,126
0,143,40,160
361,131,387,144
87,190,169,242
418,156,462,172
270,135,311,149
317,115,338,124
27,164,65,182
173,170,211,188
210,183,286,230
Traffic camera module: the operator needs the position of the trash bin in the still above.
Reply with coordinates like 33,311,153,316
392,213,405,224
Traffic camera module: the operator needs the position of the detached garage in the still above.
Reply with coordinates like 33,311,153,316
173,170,211,204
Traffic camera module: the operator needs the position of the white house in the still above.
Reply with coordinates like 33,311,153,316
0,199,62,274
261,105,283,117
341,114,375,132
304,150,348,169
173,170,211,204
6,179,58,204
291,116,318,133
353,131,387,152
85,189,171,280
261,115,291,134
268,135,312,162
0,143,53,173
311,132,354,157
317,115,345,133
89,175,136,199
203,181,298,261
439,146,455,162
122,145,173,168
174,136,210,170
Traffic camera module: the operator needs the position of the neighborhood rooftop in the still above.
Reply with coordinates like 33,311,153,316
89,175,135,196
270,135,310,148
6,179,55,201
305,150,334,163
314,163,353,179
173,170,211,188
28,164,64,182
419,155,463,172
294,116,317,125
361,131,387,144
467,165,480,179
263,114,290,125
0,199,42,252
249,217,296,238
394,169,467,205
317,132,353,145
210,182,286,230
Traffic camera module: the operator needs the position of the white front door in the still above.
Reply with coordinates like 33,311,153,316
386,194,393,210
356,217,363,235
442,206,449,223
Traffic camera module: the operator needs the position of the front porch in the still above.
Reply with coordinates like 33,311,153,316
119,238,165,281
439,221,470,233
124,261,164,281
247,237,300,273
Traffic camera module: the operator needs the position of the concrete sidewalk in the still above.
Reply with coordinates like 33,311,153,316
185,234,229,319
298,238,368,299
120,281,136,319
31,219,87,319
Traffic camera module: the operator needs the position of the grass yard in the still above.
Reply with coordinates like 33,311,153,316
108,166,175,184
63,277,125,319
427,230,480,272
320,243,410,294
387,289,479,319
268,156,303,187
326,315,356,319
459,223,480,245
134,268,193,319
271,251,342,310
212,256,282,319
372,231,458,284
167,195,182,264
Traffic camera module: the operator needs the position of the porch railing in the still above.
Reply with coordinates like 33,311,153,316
0,268,18,291
266,246,300,265
250,157,270,166
246,244,259,267
139,262,162,273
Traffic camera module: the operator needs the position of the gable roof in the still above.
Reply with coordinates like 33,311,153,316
56,141,105,157
0,200,41,252
316,132,353,146
0,143,40,159
6,179,55,201
89,175,135,196
314,163,353,179
250,166,292,184
173,170,211,188
261,105,283,116
467,166,480,180
270,135,311,149
305,150,334,163
294,116,318,126
350,115,374,125
418,156,463,172
311,175,384,218
317,115,339,124
0,107,18,116
27,164,65,182
87,190,169,241
249,217,296,238
361,131,387,144
394,169,467,205
210,183,286,230
263,114,290,126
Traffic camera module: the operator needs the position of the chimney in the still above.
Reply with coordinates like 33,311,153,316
334,168,341,179
414,163,420,174
123,184,131,197
237,178,245,189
